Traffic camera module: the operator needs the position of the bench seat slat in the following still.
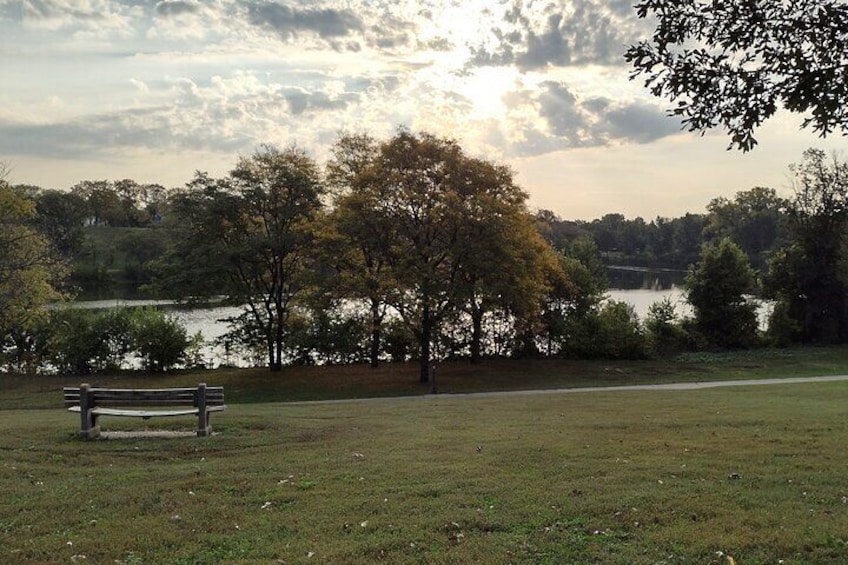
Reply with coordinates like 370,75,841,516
68,405,226,418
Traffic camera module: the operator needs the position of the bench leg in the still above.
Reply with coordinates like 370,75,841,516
197,411,211,437
196,383,211,437
82,414,101,440
79,384,100,439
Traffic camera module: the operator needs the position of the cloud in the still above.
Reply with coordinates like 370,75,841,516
280,85,358,115
246,2,363,40
12,0,141,39
469,0,647,71
155,1,200,17
0,70,377,160
502,80,680,156
602,103,681,144
536,81,588,141
0,0,680,181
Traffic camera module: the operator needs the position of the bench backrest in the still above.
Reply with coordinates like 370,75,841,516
64,385,225,408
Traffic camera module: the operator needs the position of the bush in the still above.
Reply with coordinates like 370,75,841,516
128,308,188,371
1,318,53,374
595,300,647,359
645,297,689,356
561,301,647,360
382,319,417,363
49,308,133,374
766,299,801,347
286,307,370,366
47,307,186,374
685,238,759,348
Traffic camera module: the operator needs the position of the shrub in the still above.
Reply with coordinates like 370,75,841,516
561,301,647,360
685,238,759,348
595,300,647,359
645,297,689,356
128,307,188,371
766,299,801,347
48,308,133,374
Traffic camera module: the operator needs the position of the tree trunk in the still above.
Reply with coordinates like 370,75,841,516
419,304,431,383
269,315,283,372
470,305,483,365
273,321,283,371
266,328,276,370
369,300,381,368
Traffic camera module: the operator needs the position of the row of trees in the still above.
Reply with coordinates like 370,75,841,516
554,186,786,270
679,150,848,348
3,137,848,377
160,131,570,381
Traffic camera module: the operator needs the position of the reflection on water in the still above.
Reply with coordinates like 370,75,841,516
605,265,690,320
606,265,686,291
607,287,690,319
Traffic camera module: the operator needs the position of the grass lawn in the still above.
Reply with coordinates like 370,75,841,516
4,345,848,410
2,351,848,563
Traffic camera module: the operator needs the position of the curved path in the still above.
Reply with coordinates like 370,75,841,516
292,375,848,405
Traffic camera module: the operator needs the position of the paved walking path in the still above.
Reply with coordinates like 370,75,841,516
291,374,848,405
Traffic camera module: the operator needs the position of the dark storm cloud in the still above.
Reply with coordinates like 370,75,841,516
469,0,647,71
246,1,363,39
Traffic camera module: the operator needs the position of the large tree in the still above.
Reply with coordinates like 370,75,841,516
766,149,848,343
317,133,394,367
686,238,759,348
704,187,788,270
627,0,848,151
0,167,65,356
453,158,562,365
367,131,477,382
341,130,560,381
166,145,324,370
33,189,88,259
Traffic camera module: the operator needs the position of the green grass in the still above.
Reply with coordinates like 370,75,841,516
3,351,848,563
3,383,848,563
4,345,848,410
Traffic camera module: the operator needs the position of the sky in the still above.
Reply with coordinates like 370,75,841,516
1,0,844,220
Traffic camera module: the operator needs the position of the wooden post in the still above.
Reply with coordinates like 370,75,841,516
79,383,99,439
196,383,210,437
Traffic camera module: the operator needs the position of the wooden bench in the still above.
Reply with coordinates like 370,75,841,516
63,383,226,439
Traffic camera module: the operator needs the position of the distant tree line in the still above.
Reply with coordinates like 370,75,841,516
538,185,786,271
2,139,847,377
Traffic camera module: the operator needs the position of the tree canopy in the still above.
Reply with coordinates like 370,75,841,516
627,0,848,151
686,238,758,348
766,149,848,343
166,145,325,370
362,130,562,381
0,170,66,356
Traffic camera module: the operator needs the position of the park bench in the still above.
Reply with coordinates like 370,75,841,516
63,383,226,439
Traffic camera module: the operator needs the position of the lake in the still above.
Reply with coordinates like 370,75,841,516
72,267,701,367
